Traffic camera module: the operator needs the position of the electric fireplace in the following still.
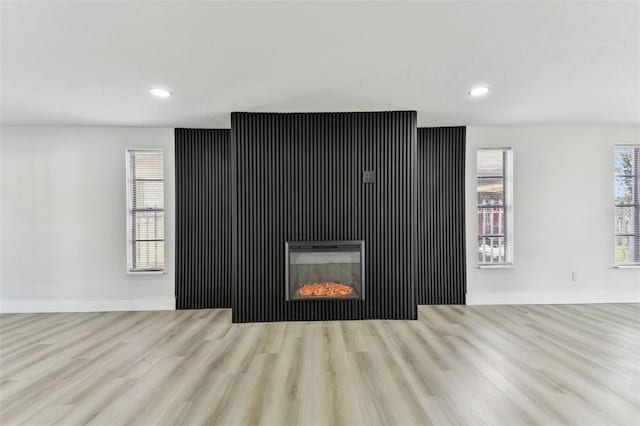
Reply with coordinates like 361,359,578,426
285,241,365,301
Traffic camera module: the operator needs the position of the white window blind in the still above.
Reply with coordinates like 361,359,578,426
477,148,513,265
126,150,165,272
614,145,639,266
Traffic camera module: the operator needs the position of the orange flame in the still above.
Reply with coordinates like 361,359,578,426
297,282,355,297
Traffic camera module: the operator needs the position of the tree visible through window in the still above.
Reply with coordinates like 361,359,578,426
477,148,513,265
615,146,639,265
127,150,165,271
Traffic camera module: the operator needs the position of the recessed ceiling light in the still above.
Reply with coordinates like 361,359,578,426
150,88,172,98
469,86,490,97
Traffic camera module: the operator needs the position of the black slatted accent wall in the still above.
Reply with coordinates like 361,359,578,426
175,128,232,309
416,127,467,304
232,111,417,323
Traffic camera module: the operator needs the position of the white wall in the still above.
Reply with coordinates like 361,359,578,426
466,126,640,305
2,124,638,312
0,127,175,312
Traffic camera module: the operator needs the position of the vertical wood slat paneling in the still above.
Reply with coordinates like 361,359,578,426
175,128,232,309
231,111,417,323
416,127,467,305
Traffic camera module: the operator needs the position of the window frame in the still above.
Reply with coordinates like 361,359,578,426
125,148,166,274
477,147,514,267
614,145,640,267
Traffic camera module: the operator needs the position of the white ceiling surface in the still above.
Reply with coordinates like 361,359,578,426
1,1,639,128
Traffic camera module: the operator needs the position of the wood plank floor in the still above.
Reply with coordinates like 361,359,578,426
1,304,639,425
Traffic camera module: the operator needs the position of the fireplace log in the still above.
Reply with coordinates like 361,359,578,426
297,282,355,297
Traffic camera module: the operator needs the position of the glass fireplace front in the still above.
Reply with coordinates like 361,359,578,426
285,241,365,301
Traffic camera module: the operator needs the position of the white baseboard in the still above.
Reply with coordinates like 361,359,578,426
466,290,640,305
0,298,176,313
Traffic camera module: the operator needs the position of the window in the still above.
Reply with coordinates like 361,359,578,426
477,148,513,265
614,146,639,266
126,149,165,272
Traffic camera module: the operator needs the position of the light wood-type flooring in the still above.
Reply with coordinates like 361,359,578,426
1,304,639,425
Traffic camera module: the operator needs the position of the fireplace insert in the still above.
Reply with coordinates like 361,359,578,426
285,241,365,301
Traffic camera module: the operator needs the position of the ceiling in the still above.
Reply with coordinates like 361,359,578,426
1,1,638,128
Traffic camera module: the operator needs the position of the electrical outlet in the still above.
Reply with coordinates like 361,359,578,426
571,272,578,282
363,170,376,184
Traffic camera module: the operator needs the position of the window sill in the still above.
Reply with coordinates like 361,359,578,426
127,270,167,275
612,265,640,269
477,264,514,269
